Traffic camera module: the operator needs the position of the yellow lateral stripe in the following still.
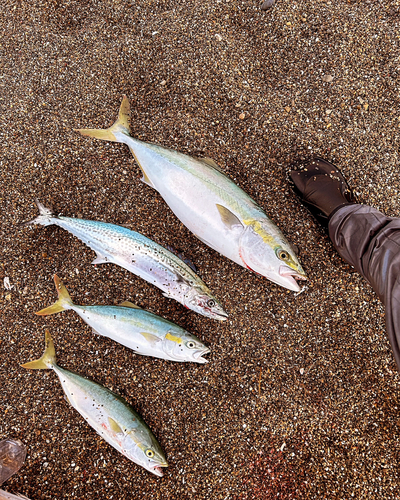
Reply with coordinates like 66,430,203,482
242,219,277,248
165,332,182,344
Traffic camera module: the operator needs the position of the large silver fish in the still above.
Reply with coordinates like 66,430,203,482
23,201,227,320
37,275,210,363
76,96,307,291
22,330,168,476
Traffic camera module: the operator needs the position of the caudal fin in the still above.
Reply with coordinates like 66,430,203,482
75,95,131,142
36,275,74,315
21,330,56,369
21,199,55,228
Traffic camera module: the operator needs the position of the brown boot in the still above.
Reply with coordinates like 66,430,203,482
289,158,356,227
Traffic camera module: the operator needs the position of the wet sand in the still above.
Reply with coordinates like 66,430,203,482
1,0,400,498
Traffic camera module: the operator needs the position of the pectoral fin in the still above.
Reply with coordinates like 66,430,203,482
108,417,123,434
119,301,142,309
139,331,161,345
216,204,243,230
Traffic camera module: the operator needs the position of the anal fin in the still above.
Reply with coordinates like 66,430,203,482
140,171,156,189
92,252,110,265
128,147,157,190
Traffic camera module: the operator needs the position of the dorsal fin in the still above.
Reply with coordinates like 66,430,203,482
201,157,226,174
165,244,197,273
119,301,142,309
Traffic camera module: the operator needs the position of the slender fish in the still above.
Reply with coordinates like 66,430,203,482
76,96,307,291
23,201,227,320
37,275,211,363
22,330,168,476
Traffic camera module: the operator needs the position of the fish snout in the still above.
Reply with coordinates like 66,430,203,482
193,347,211,364
278,265,308,291
213,308,229,321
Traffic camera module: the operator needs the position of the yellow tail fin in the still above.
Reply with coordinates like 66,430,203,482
21,330,56,370
74,95,131,142
36,275,73,316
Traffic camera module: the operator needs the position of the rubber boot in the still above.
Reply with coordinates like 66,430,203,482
289,157,356,228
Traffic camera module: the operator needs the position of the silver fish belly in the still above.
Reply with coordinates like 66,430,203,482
23,201,227,320
76,96,307,292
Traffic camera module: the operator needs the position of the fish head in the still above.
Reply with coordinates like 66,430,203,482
185,288,228,321
163,330,211,363
123,432,168,477
239,221,307,291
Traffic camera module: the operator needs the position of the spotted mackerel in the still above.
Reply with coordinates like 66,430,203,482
23,201,227,320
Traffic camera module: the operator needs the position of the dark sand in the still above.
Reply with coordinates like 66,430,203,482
1,0,400,498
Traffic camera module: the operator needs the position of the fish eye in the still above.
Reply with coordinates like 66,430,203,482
207,299,216,308
277,249,289,261
186,341,196,349
145,449,154,458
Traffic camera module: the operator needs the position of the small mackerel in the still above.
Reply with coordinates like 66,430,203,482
37,275,211,363
23,201,228,321
22,330,168,476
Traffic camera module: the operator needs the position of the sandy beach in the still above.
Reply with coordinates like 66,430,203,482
1,0,400,498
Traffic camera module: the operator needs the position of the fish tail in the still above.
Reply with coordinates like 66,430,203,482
21,330,56,370
36,275,74,315
74,95,131,143
20,199,55,228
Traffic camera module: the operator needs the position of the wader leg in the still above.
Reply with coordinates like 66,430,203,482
329,204,400,370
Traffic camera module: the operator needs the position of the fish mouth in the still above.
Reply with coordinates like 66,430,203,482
150,463,168,477
208,308,229,321
193,348,211,364
278,265,308,291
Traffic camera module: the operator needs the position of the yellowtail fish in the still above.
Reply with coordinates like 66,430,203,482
76,96,307,291
37,275,210,363
23,200,228,320
22,330,168,476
